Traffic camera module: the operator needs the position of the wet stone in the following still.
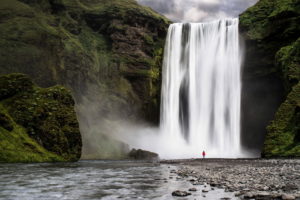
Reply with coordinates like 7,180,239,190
172,190,192,197
188,188,197,192
281,194,295,200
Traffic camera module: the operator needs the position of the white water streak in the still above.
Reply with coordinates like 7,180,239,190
160,18,243,158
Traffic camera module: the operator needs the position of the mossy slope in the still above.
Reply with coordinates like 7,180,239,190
0,73,82,162
240,0,300,157
0,0,170,159
0,0,169,122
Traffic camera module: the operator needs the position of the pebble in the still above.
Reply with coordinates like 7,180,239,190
188,188,197,192
171,190,191,197
281,194,295,200
167,159,299,200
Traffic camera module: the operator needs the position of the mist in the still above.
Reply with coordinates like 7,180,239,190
76,0,261,160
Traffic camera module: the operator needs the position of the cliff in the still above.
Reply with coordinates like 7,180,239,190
0,0,170,159
0,73,82,162
240,0,300,157
0,0,169,121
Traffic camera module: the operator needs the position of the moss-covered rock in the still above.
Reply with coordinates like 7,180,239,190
0,0,170,159
0,73,82,162
0,0,169,122
0,0,169,159
240,0,300,157
264,83,300,157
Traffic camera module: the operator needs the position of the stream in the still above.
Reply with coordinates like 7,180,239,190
0,160,238,200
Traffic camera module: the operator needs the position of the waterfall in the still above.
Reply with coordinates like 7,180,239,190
160,18,243,158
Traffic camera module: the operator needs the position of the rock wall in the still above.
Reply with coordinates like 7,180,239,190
0,0,170,159
0,73,82,162
240,0,300,157
0,0,169,122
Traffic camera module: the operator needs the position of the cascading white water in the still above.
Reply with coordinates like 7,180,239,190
160,18,243,158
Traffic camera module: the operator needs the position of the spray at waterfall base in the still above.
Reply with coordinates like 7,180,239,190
115,18,257,159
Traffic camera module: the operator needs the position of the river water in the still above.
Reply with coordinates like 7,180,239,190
0,161,238,200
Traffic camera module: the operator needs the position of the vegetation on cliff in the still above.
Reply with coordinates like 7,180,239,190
0,0,169,121
0,0,170,159
0,73,82,162
240,0,300,157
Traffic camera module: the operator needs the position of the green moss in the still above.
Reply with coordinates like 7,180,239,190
263,38,300,157
0,102,64,163
143,34,154,45
0,0,169,159
0,73,82,163
276,38,300,89
0,112,13,132
241,0,300,157
0,126,64,163
240,0,300,41
263,83,300,157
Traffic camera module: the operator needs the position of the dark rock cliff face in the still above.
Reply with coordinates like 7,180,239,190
0,0,169,122
0,0,170,159
0,73,82,162
240,0,300,157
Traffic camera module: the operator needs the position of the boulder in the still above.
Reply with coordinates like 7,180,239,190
0,73,82,163
171,190,191,197
129,148,159,160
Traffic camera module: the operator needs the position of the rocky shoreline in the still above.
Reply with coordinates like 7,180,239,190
161,159,300,200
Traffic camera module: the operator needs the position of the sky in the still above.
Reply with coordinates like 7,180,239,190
137,0,259,22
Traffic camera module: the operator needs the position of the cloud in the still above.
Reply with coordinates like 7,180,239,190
137,0,258,22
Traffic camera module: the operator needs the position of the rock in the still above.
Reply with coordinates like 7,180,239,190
244,192,254,199
281,194,295,200
240,0,300,157
256,191,271,199
171,190,191,197
234,191,242,197
188,188,197,192
263,186,269,191
283,183,298,192
193,181,201,185
211,182,217,187
128,149,159,160
220,198,231,200
0,74,82,163
295,193,300,198
0,112,13,131
0,0,170,131
202,189,209,193
270,193,281,199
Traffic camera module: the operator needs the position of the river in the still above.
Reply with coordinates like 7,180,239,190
0,160,238,200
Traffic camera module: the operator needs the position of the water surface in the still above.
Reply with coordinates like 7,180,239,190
0,161,238,200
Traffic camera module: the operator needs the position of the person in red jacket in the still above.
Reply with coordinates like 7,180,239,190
202,151,206,159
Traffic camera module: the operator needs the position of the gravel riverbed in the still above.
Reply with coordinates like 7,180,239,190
161,159,300,200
